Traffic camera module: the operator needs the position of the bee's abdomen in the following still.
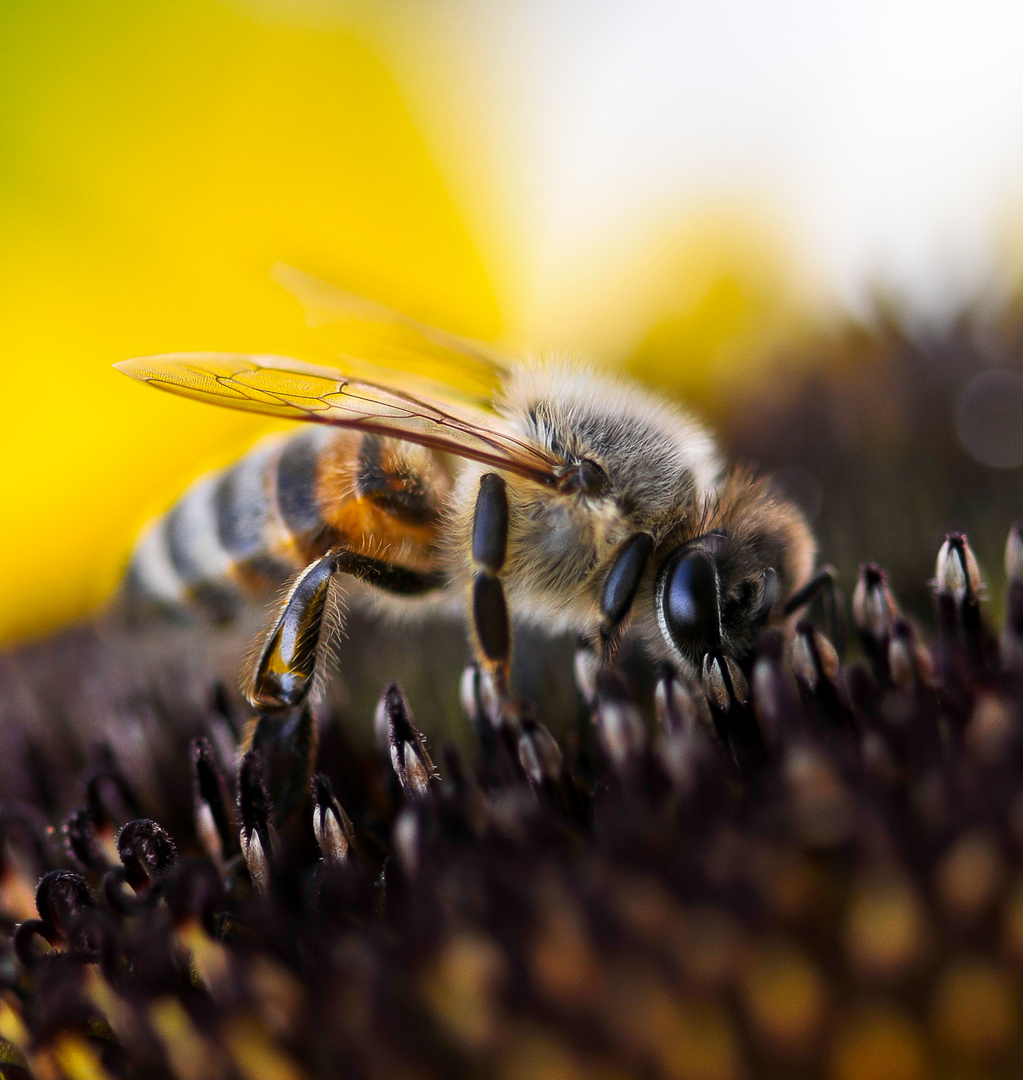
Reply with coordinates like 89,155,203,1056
276,427,329,536
124,428,334,621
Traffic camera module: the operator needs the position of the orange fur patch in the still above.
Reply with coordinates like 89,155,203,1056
313,432,447,573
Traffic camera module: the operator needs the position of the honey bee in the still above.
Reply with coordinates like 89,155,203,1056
116,268,816,721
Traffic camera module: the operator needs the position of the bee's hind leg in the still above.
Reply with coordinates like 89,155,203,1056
244,547,446,820
249,703,318,824
247,554,335,717
248,549,447,715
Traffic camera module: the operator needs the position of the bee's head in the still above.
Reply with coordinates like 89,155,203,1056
653,474,816,678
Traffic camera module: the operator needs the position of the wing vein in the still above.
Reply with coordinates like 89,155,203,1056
116,352,560,486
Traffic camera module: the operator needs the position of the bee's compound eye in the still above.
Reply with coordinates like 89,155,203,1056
660,549,721,652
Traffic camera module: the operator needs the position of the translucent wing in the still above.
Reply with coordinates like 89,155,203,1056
272,263,512,410
115,353,559,486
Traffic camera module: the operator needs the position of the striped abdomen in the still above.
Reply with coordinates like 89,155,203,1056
123,427,449,621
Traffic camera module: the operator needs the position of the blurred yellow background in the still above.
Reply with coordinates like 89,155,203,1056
0,0,505,644
1,0,809,643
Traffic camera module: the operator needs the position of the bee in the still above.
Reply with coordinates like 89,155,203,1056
115,269,817,721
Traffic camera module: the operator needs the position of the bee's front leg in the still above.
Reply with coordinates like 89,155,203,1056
596,532,654,663
783,563,844,657
470,474,513,702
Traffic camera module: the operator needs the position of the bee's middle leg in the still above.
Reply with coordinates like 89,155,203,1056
469,473,513,702
247,549,446,714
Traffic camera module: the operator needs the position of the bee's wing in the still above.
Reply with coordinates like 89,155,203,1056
272,263,511,410
115,353,560,486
